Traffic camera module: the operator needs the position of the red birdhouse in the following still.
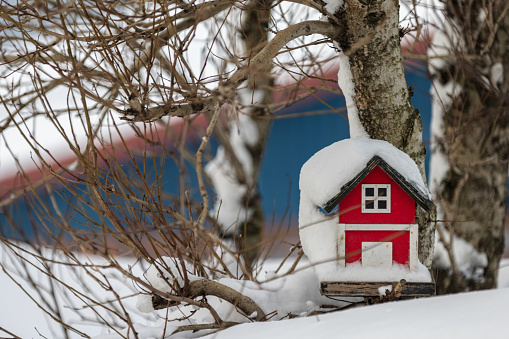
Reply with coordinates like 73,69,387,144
298,138,435,298
321,155,434,271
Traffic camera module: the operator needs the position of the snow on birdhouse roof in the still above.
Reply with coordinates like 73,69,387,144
299,138,432,211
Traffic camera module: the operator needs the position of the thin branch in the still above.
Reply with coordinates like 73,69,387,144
196,103,221,225
123,20,336,121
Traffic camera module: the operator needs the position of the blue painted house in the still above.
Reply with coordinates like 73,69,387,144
0,59,433,241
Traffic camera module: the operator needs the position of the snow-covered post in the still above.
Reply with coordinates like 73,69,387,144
329,0,434,266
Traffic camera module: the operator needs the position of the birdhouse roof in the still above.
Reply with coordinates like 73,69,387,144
299,138,433,213
322,155,434,212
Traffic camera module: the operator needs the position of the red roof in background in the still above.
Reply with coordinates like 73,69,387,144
0,116,210,201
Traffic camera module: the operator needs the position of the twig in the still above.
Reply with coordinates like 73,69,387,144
195,103,221,225
171,321,238,335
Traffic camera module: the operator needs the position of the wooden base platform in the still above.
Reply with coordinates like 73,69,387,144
321,280,435,297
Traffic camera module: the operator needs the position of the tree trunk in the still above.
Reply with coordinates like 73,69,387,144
332,0,434,266
240,0,274,267
211,0,273,269
429,0,509,292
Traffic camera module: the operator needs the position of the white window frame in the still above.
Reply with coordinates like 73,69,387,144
361,184,391,213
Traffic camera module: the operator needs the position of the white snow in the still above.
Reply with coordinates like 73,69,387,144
2,241,509,339
299,138,430,210
298,210,339,280
135,258,351,328
199,287,509,339
337,54,369,139
0,242,153,338
322,0,344,15
378,284,392,297
205,89,262,234
499,259,509,289
428,80,458,195
320,261,431,283
208,238,247,278
206,146,253,234
234,88,262,150
137,257,203,313
490,62,504,86
428,18,462,195
433,229,488,282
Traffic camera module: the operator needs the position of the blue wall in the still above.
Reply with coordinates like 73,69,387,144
1,66,432,237
259,67,432,222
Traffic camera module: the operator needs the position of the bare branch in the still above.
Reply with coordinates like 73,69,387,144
122,20,336,121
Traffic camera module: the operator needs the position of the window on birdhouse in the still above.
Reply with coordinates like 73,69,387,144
361,184,391,213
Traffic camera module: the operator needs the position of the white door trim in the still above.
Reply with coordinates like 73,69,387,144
337,223,418,272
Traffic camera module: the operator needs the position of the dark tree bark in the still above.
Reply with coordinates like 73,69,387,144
429,0,509,292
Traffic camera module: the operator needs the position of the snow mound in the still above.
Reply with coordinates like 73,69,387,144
98,265,353,338
199,288,509,339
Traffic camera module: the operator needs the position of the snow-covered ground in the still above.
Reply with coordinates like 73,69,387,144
201,287,509,339
1,242,508,339
0,1,503,337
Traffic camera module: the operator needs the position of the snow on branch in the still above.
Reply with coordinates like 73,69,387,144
338,53,369,139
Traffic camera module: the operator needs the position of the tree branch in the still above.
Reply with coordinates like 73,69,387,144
122,20,336,121
152,278,267,322
228,20,337,85
172,322,238,335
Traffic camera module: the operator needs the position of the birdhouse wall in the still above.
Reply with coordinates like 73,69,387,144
338,166,416,224
345,230,410,265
